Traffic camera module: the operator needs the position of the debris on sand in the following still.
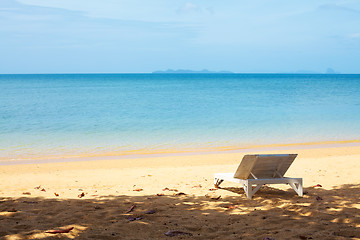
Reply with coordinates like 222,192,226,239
45,227,74,234
23,201,38,204
127,216,143,221
174,192,186,196
205,194,221,200
164,230,193,237
126,204,136,213
133,188,144,192
145,209,156,214
162,187,178,192
224,205,238,209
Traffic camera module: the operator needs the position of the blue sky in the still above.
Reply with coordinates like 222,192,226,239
1,0,360,73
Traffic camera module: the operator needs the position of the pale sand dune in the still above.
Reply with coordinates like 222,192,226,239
0,145,360,239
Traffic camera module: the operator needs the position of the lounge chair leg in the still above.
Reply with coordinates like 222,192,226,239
252,184,263,196
289,179,303,197
243,182,251,199
214,178,224,188
243,182,263,199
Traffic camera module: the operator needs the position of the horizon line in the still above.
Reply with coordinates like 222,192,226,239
1,72,359,75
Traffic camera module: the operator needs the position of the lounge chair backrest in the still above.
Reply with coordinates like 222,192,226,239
233,154,297,179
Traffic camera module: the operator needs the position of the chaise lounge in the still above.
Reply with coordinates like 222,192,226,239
214,154,303,199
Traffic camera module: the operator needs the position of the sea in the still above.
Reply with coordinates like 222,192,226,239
1,73,360,163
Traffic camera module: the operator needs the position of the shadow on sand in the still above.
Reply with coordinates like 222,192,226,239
0,184,359,239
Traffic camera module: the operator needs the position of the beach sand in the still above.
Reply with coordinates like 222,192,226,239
0,144,360,239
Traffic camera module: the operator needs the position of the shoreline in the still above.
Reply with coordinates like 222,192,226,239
1,141,360,193
2,139,360,166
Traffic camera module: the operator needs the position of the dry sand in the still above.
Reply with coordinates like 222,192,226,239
0,144,360,239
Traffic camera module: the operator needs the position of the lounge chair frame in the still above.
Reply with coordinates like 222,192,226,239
214,154,303,199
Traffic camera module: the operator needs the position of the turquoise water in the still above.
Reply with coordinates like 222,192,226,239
1,73,360,161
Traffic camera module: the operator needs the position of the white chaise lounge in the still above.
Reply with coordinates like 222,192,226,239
214,154,303,199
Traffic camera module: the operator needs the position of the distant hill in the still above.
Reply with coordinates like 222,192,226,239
152,69,233,74
294,68,341,74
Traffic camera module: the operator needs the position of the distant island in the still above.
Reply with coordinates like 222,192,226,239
294,68,340,74
152,68,341,74
152,69,233,74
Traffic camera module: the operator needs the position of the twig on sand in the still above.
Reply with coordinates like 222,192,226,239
312,184,322,188
162,187,178,192
133,188,143,192
45,227,74,234
126,204,136,213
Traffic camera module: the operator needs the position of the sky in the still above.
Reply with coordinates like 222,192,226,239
0,0,360,73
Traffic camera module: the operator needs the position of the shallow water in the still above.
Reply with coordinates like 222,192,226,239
1,73,360,161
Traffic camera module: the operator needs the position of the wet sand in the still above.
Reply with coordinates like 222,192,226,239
0,144,360,239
